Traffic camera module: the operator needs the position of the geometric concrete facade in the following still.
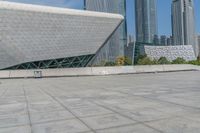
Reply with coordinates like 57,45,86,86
0,1,123,69
144,45,196,61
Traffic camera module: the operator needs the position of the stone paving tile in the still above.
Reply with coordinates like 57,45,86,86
145,117,200,133
70,105,113,118
80,113,136,130
3,89,24,97
0,103,27,115
93,98,129,105
24,89,46,96
0,96,26,105
0,88,6,96
153,92,200,108
0,125,31,133
27,96,53,103
182,113,200,123
119,107,171,122
58,99,97,109
28,101,64,113
96,124,160,133
32,119,91,133
0,113,29,128
102,98,162,113
30,110,75,124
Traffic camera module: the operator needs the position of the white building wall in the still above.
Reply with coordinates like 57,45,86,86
144,45,196,61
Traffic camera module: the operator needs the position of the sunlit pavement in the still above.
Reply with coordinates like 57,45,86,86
0,71,200,133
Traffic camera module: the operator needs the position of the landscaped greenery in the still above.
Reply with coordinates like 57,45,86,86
98,56,133,67
104,61,116,66
188,60,200,65
136,55,200,66
172,57,187,64
115,56,132,66
93,55,200,67
137,56,155,65
158,57,171,64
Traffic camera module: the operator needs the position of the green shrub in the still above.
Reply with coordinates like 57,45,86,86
115,56,133,66
136,54,147,63
124,57,132,65
152,59,159,64
137,57,154,65
104,61,116,66
188,60,200,65
172,57,186,64
158,57,170,64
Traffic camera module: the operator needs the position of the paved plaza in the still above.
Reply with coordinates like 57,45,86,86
0,71,200,133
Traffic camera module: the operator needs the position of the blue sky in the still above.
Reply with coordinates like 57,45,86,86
5,0,200,36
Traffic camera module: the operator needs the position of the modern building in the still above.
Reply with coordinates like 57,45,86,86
125,35,135,64
144,45,196,61
198,35,200,57
167,36,174,46
153,35,160,45
84,0,127,64
172,0,197,56
160,35,167,46
135,0,158,43
0,1,123,70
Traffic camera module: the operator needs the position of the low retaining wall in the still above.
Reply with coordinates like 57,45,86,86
0,64,199,79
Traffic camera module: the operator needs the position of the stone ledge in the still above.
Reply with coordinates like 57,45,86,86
0,64,199,79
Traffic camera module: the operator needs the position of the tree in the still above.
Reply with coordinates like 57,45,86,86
158,57,170,64
172,57,186,64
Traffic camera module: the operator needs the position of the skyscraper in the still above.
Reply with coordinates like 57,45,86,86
84,0,127,64
198,35,200,57
160,35,167,46
135,0,158,43
167,36,174,46
172,0,197,56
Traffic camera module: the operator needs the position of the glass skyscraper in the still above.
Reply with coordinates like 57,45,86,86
84,0,127,64
172,0,197,56
135,0,158,43
198,35,200,56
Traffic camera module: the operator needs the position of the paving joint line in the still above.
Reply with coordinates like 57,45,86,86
22,85,33,133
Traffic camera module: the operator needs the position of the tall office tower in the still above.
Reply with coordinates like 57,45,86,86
135,0,158,43
153,35,160,45
172,0,197,56
84,0,127,64
160,35,167,46
167,36,174,46
125,35,135,64
198,35,200,57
